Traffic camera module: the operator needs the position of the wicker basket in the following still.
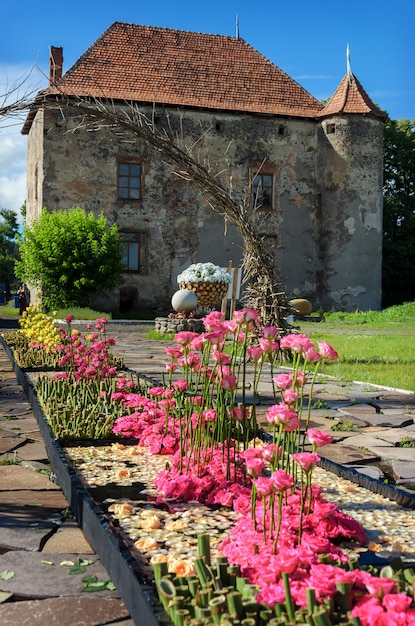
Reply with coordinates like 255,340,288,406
179,281,229,307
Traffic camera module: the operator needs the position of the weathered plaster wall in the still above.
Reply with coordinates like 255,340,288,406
316,116,384,310
26,109,45,224
26,104,383,312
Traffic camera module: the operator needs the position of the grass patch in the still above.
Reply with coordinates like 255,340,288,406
50,307,112,321
300,302,415,391
146,329,175,341
317,301,415,331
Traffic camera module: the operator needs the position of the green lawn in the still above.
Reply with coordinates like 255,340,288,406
299,303,415,391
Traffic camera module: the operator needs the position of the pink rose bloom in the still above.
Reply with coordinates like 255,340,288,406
304,347,321,363
211,349,231,365
165,347,183,359
280,333,313,353
228,407,250,422
318,341,339,361
272,373,293,390
233,307,259,324
174,331,199,345
202,409,217,422
253,476,274,497
306,428,333,447
173,379,189,392
180,353,200,368
275,548,300,574
266,403,299,431
270,469,294,491
202,310,225,331
350,596,385,625
262,325,279,339
204,330,226,346
65,314,74,323
148,386,165,397
293,451,320,472
247,346,263,362
382,593,412,613
261,443,278,464
190,335,205,351
244,456,265,478
259,338,279,353
365,576,397,597
296,371,307,387
283,388,298,405
221,375,237,391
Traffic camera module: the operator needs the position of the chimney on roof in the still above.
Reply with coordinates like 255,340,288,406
49,46,63,85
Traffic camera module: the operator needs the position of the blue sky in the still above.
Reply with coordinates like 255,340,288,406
1,0,413,218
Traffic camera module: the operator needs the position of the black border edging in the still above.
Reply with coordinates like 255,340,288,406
317,457,415,510
0,337,168,626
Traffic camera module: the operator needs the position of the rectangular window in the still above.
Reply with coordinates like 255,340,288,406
252,173,273,210
118,162,141,200
120,232,146,272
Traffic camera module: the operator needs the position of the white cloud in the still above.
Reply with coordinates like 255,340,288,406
0,128,27,220
0,62,43,222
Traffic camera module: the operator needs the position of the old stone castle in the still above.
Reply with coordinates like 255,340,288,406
23,22,387,313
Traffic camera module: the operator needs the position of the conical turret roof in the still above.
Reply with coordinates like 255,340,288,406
318,72,387,120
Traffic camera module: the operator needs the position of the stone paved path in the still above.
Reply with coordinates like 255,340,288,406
1,320,414,624
0,340,134,626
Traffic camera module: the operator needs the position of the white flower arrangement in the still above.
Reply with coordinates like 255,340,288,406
177,262,232,284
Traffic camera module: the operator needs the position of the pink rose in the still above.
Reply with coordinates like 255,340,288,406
292,452,320,472
270,469,294,491
306,428,333,447
253,476,274,497
318,341,339,361
272,373,293,390
382,593,412,613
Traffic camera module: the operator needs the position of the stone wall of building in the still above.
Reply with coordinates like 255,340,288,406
316,116,384,310
26,103,383,313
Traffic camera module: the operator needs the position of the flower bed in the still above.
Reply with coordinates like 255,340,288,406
3,308,415,626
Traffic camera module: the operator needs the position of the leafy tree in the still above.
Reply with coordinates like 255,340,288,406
382,118,415,307
16,207,124,310
0,209,20,297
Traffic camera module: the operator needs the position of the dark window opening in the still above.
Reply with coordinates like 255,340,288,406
120,232,147,272
252,173,273,210
118,162,141,200
326,123,336,134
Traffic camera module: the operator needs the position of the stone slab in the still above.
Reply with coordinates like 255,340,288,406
14,439,49,462
348,464,385,480
339,403,379,415
343,434,394,449
334,413,372,428
362,427,415,445
390,460,415,480
0,466,60,491
0,514,57,551
339,412,414,429
364,446,415,462
0,489,68,518
0,437,26,454
3,418,40,434
42,520,95,554
0,596,129,625
319,444,381,465
0,551,120,599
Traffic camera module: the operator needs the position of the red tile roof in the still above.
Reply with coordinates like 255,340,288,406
45,22,324,118
318,72,387,120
